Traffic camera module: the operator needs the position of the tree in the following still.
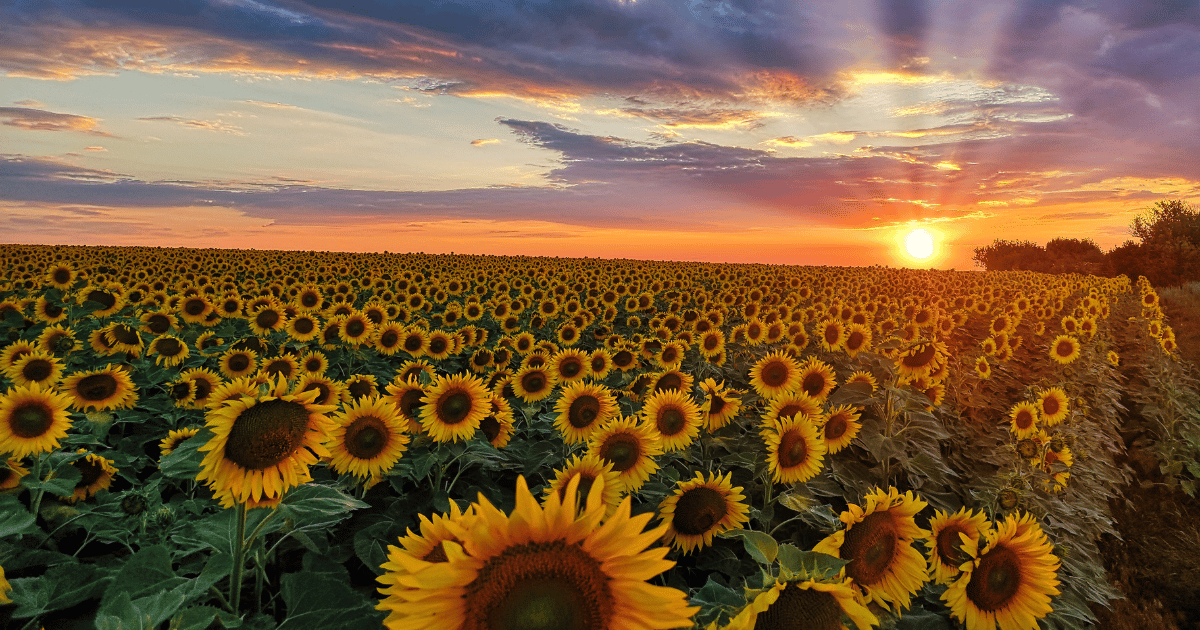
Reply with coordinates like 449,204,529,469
972,239,1047,271
1127,200,1200,286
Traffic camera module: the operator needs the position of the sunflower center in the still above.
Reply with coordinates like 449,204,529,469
801,373,826,397
156,337,184,357
560,359,582,378
429,337,448,354
598,434,640,472
404,335,424,352
655,373,683,392
422,542,450,563
762,362,790,388
1042,396,1060,416
709,395,727,415
184,298,207,316
193,377,213,401
228,354,251,372
171,381,194,401
22,359,54,382
672,486,727,536
704,335,720,351
753,583,844,630
53,268,72,284
481,415,501,442
902,344,937,368
256,310,280,329
109,325,140,346
778,430,808,469
398,388,425,418
76,373,119,401
965,544,1022,612
379,330,399,347
840,511,898,586
936,524,969,568
438,392,473,425
86,290,116,309
1055,340,1074,357
656,408,686,437
293,318,314,334
223,399,311,470
825,416,848,441
521,372,547,394
346,319,366,337
846,331,865,350
612,351,633,367
42,302,63,318
11,402,54,438
345,415,388,460
1014,410,1034,430
558,473,596,506
823,324,841,345
568,396,600,429
74,456,105,489
464,541,613,630
348,380,374,399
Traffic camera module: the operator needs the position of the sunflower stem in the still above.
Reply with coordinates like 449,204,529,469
29,451,48,517
231,501,248,613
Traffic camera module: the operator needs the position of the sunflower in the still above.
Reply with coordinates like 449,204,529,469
177,295,213,324
1107,350,1120,367
974,357,991,379
214,294,244,319
159,427,201,457
650,369,694,396
698,330,725,358
749,351,802,399
543,453,623,516
197,378,336,507
259,355,299,382
553,381,618,445
343,374,379,401
659,470,749,554
339,312,376,346
419,373,489,443
385,376,427,433
641,388,702,452
819,319,847,352
512,365,557,404
762,391,823,431
610,346,638,372
425,331,456,360
925,507,993,585
719,578,878,630
846,370,877,392
942,513,1060,630
37,324,79,356
587,349,613,380
813,487,929,612
293,373,346,408
653,340,686,370
218,349,258,380
327,396,410,480
196,332,224,356
103,323,144,356
61,365,137,412
247,303,288,337
375,475,697,630
34,295,68,324
797,357,837,401
299,351,328,376
286,312,322,343
1,457,29,491
5,351,64,388
480,394,515,448
550,349,590,383
764,414,826,484
1008,402,1039,440
843,323,872,359
377,501,477,627
895,341,945,378
45,262,77,289
179,368,222,409
147,335,190,368
78,285,125,317
1048,335,1080,364
699,378,742,431
822,405,862,454
587,415,663,492
62,449,118,503
1037,388,1069,426
0,383,73,458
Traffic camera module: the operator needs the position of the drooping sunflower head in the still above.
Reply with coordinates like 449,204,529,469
553,381,617,445
159,427,201,458
419,373,489,443
658,470,749,554
846,370,877,393
925,507,993,585
479,394,515,448
698,378,742,432
544,453,623,516
895,341,945,378
60,365,138,412
0,382,74,459
328,396,410,480
749,351,801,399
723,578,878,630
762,391,823,430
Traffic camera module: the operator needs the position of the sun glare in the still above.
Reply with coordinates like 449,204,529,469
904,228,935,260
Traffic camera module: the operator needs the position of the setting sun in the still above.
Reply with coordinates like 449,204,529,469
905,228,936,260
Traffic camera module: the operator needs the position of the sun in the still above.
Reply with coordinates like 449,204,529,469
904,228,935,259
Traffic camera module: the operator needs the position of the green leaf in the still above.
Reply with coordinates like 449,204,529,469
689,576,745,629
9,562,110,619
0,494,36,537
97,584,193,630
776,545,847,581
169,605,235,630
720,529,778,565
279,483,369,530
158,430,212,480
172,509,238,556
22,463,82,496
353,521,393,575
276,569,385,630
101,544,186,607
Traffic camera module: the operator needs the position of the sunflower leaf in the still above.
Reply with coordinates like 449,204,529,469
776,545,847,581
277,568,384,630
23,463,82,496
721,529,778,565
278,483,369,530
0,494,36,537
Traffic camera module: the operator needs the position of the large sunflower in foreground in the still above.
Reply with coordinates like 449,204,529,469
60,365,138,411
587,415,663,493
377,501,477,628
925,507,993,585
327,396,410,480
553,381,618,445
0,383,73,458
764,414,826,484
376,475,698,630
5,351,64,388
419,373,489,443
196,378,336,508
942,513,1060,630
813,487,929,612
658,470,749,554
719,578,878,630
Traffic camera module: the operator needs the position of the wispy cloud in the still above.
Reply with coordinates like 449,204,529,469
470,139,499,146
136,116,245,135
0,107,113,136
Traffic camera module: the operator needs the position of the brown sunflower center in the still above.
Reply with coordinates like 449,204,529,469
965,544,1022,612
936,524,969,568
301,292,320,308
255,310,280,330
612,350,633,368
266,360,295,379
840,511,898,586
74,456,105,490
761,362,790,388
559,359,582,379
11,402,54,438
22,358,54,383
753,583,844,630
655,373,683,392
293,317,315,334
422,542,450,563
1042,396,1060,416
170,381,194,401
53,268,72,284
404,334,424,352
846,331,865,351
192,377,213,402
437,391,473,425
345,415,388,460
704,335,721,351
558,473,596,506
598,434,640,472
398,388,425,419
656,407,686,437
86,290,116,310
346,319,366,338
183,298,207,316
568,395,600,429
42,302,63,318
902,344,937,369
1055,340,1075,357
76,373,119,402
464,541,613,630
801,372,826,397
109,325,140,346
156,337,184,357
304,358,323,372
709,395,727,415
223,399,311,471
347,380,374,399
778,430,808,469
823,324,841,345
481,414,502,442
428,337,448,355
825,415,848,441
228,354,252,373
1014,410,1034,430
520,372,547,395
672,486,727,536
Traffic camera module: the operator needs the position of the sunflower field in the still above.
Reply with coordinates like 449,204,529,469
0,244,1198,630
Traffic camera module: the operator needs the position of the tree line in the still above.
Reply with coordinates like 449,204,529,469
972,200,1200,286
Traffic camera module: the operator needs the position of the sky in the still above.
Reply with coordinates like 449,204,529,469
2,0,1199,269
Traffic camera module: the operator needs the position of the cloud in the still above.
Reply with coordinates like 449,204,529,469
136,116,245,134
84,146,107,152
470,138,499,146
0,107,113,135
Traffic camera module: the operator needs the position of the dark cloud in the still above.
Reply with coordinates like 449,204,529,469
876,0,929,66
